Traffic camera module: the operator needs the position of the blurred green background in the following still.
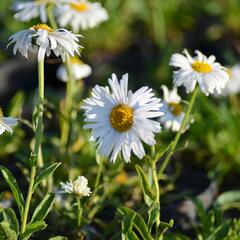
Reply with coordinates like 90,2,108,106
0,0,240,238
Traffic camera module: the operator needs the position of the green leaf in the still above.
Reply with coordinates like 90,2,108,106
2,208,19,235
135,165,155,205
0,222,17,240
206,221,230,240
31,193,55,223
190,197,211,235
19,221,47,240
216,191,240,210
158,219,174,238
147,201,160,231
0,166,24,219
48,237,68,240
121,213,136,240
7,91,25,117
118,207,154,240
33,163,61,190
154,143,173,162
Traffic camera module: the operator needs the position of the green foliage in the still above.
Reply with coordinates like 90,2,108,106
0,166,24,220
19,221,47,240
30,193,55,223
118,206,154,240
1,208,19,235
135,165,155,205
33,162,61,190
0,222,17,240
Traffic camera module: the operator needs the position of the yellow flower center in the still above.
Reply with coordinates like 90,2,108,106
0,106,3,122
70,56,82,65
110,104,134,132
226,68,232,78
168,102,182,116
191,61,212,73
32,23,53,32
70,2,90,12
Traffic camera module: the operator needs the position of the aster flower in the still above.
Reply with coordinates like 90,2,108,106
13,0,56,23
59,176,91,198
221,64,240,96
7,23,82,62
82,73,163,163
159,85,184,132
57,56,92,82
169,49,229,96
0,107,18,135
57,0,109,32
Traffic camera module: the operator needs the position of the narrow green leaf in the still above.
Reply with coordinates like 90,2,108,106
48,237,68,240
33,163,61,190
147,201,160,231
0,166,24,219
121,213,136,240
158,219,174,237
3,208,19,235
216,191,240,210
31,193,55,223
206,222,230,240
135,165,155,205
7,91,25,117
19,221,47,240
126,231,139,240
190,197,211,235
0,222,17,240
118,207,154,240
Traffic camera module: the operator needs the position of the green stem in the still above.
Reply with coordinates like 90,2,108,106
21,59,45,234
158,86,199,177
47,4,58,30
77,197,82,226
151,159,160,236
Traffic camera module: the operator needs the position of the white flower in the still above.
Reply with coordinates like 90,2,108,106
0,107,18,135
169,49,229,96
7,23,82,62
159,85,184,132
82,73,163,163
57,57,92,82
13,0,56,23
59,176,91,198
57,0,109,32
220,65,240,96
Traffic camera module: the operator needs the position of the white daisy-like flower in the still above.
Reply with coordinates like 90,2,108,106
57,56,92,82
220,64,240,96
82,73,163,163
0,107,18,135
7,23,82,62
159,85,184,132
57,0,109,32
13,0,56,23
59,176,91,198
169,49,230,96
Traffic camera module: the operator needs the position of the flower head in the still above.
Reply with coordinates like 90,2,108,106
7,23,82,62
0,107,18,135
57,57,92,82
159,85,184,132
82,73,163,163
57,0,109,32
59,176,91,198
220,64,240,96
13,0,57,23
169,49,229,96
